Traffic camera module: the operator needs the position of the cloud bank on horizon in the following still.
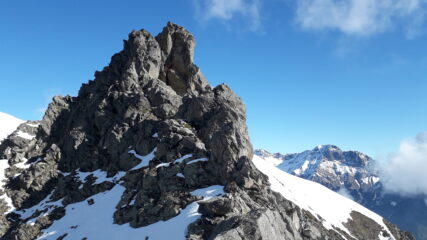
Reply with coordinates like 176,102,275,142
380,132,427,197
194,0,427,38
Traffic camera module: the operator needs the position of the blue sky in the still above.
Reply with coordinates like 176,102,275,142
1,0,427,158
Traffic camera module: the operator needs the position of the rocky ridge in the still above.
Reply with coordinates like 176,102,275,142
0,23,414,240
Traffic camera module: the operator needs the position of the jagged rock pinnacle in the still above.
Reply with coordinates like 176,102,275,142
0,23,414,240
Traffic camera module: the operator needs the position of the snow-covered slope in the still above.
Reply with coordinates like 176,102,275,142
252,154,393,240
38,185,224,240
0,112,25,142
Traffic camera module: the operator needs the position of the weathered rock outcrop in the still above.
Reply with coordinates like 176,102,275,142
0,23,414,240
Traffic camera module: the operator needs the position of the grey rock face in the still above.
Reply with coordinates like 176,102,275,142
0,23,413,240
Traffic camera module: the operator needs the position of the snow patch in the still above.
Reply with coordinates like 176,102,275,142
187,158,208,165
26,123,40,128
14,159,30,169
76,169,124,187
38,185,224,240
155,154,195,168
17,193,63,219
128,148,156,170
176,173,185,178
16,130,35,140
175,154,193,164
155,162,171,168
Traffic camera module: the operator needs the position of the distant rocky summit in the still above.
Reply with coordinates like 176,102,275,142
255,145,379,194
0,23,414,240
256,145,426,239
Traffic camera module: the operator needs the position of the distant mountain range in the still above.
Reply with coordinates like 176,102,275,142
255,145,427,239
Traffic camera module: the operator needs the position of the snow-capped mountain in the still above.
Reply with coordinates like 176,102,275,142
0,23,413,240
255,145,380,195
255,146,426,240
0,112,25,142
252,154,408,240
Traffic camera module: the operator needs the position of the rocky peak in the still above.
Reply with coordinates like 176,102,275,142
312,145,370,167
0,23,413,240
0,22,261,239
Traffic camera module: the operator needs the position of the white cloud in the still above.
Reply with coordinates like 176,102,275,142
34,88,63,120
380,132,427,196
337,187,354,201
193,0,262,31
295,0,427,37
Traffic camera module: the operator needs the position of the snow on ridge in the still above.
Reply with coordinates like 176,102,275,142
252,155,393,239
16,130,35,140
186,158,208,165
38,185,224,240
0,112,25,142
26,122,40,128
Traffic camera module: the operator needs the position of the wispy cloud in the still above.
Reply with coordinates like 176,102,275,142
33,88,63,119
193,0,262,32
337,187,354,201
295,0,427,37
380,132,427,197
